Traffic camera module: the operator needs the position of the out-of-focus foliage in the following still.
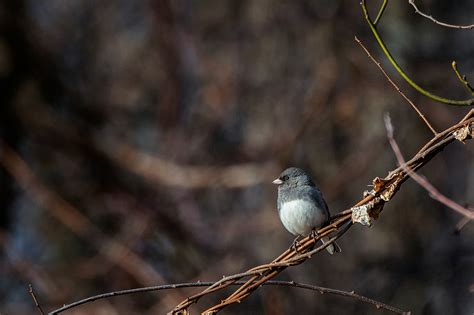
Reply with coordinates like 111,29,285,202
0,1,473,314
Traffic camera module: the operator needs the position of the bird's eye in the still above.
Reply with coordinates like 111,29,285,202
281,175,289,181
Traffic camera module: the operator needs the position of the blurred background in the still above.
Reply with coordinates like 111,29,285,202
0,0,473,314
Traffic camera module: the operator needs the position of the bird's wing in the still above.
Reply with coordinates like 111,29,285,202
306,186,331,217
321,195,331,217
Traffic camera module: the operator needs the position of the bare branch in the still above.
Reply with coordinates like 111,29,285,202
408,0,474,29
170,227,349,313
384,113,474,220
355,36,438,135
48,280,409,315
374,0,388,25
28,284,46,315
169,114,474,314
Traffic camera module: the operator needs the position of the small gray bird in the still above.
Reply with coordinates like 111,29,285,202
273,167,341,254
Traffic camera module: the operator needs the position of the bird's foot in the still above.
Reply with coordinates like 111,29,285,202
290,235,301,253
310,229,319,240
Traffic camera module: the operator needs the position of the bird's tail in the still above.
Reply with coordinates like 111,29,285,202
321,236,341,255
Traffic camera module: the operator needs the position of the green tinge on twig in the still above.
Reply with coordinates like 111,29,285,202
452,61,474,95
373,0,388,26
361,0,474,106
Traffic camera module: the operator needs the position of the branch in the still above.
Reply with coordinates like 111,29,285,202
170,113,474,314
361,0,474,106
408,0,474,29
384,113,474,219
48,280,409,315
200,224,352,314
355,35,438,135
29,284,46,315
452,61,474,96
374,0,388,25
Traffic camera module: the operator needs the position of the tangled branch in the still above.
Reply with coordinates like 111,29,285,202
168,111,473,314
29,284,46,315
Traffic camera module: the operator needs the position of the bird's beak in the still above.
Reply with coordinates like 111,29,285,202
272,178,283,185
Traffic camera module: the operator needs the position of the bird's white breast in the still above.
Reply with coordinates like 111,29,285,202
279,199,326,236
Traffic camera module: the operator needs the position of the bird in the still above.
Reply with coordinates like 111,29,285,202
273,167,341,254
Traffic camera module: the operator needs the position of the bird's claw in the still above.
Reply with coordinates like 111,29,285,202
290,235,301,253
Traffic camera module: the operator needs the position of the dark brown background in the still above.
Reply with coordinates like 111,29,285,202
0,1,473,314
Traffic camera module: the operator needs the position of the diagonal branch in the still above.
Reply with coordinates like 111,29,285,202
384,113,474,219
452,61,474,96
170,113,474,314
374,0,388,25
29,284,46,315
355,35,437,135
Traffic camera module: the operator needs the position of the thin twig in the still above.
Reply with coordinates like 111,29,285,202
269,281,409,315
451,61,474,95
384,113,474,219
355,36,438,135
374,0,388,25
29,284,46,315
361,0,474,106
171,221,351,313
454,216,471,234
417,109,473,154
48,280,408,315
408,0,474,29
